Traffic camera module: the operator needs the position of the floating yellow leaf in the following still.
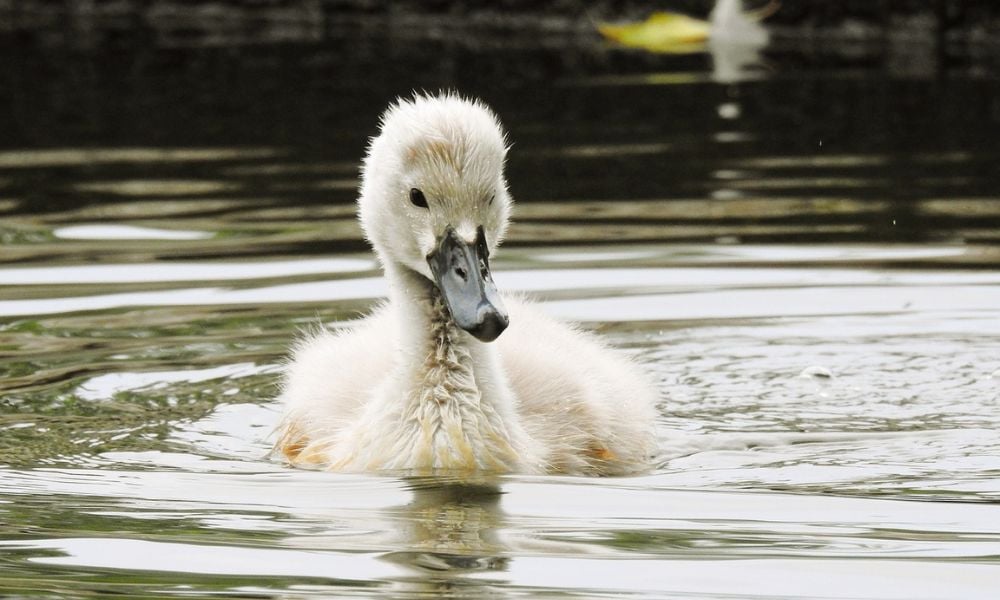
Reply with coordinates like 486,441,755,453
598,1,780,53
598,12,711,53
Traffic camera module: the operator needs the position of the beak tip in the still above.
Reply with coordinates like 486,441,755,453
467,309,509,343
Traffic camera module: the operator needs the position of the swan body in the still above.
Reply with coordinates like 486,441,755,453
275,93,659,475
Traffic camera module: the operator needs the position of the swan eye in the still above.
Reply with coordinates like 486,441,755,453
409,188,428,208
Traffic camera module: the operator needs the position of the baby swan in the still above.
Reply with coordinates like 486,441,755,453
275,93,659,475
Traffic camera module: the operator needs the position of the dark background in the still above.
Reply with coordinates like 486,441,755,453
2,0,999,246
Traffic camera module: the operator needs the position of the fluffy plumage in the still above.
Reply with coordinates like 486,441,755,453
275,93,659,475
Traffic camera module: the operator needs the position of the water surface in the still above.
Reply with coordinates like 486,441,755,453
2,23,1000,599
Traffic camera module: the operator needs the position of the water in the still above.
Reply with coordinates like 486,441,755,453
2,21,1000,599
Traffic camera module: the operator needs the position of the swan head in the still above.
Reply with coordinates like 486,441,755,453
358,93,513,342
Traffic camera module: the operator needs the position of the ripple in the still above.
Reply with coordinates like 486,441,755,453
0,147,281,169
76,179,238,197
2,537,397,580
74,362,273,401
0,258,374,285
53,224,214,241
799,365,834,379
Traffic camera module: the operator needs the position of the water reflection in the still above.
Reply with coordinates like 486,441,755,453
2,8,1000,598
0,147,280,169
380,481,511,599
5,143,992,261
53,224,213,240
709,38,768,84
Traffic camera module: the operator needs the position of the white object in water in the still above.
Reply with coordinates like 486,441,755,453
274,93,659,475
709,0,772,84
710,0,770,46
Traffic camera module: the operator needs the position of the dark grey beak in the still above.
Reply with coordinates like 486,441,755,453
427,226,509,342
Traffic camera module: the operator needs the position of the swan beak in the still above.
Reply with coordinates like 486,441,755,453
427,226,509,342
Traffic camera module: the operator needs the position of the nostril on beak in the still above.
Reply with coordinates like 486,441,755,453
454,266,467,281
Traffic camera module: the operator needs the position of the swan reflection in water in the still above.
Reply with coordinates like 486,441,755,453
383,479,508,574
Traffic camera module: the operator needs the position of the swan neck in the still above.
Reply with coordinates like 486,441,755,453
384,264,445,340
378,263,533,472
384,262,502,403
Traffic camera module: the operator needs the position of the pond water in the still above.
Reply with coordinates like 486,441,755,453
2,24,1000,599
